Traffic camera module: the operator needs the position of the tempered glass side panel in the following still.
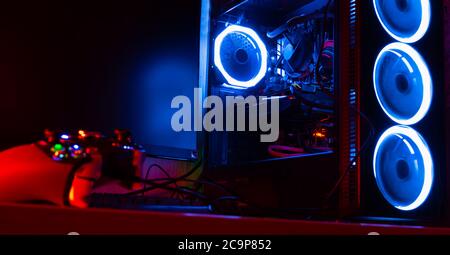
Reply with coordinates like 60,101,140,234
207,0,336,167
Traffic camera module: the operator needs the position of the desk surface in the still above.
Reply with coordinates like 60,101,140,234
1,203,450,235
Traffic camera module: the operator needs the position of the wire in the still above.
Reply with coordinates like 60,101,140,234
125,158,203,196
124,158,244,207
315,0,333,90
168,158,203,183
125,176,212,203
323,106,375,206
171,186,209,202
180,178,237,197
143,163,181,198
143,185,210,202
129,176,237,200
144,164,171,188
125,178,242,207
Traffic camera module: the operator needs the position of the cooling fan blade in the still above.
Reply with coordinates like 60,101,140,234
373,42,432,125
373,126,434,211
214,25,268,88
373,0,431,43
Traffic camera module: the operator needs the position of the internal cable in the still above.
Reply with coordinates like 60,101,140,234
315,0,334,92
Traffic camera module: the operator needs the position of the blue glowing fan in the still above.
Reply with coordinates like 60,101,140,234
214,25,268,88
373,0,431,43
373,42,432,125
373,126,433,211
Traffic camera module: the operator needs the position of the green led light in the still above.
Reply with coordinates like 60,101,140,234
54,144,63,151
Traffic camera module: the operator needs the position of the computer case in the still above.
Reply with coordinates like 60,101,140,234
201,0,450,224
201,0,350,215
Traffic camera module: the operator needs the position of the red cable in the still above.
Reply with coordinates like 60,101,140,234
268,145,306,158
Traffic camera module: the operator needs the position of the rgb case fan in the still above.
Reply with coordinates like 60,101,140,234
214,25,268,88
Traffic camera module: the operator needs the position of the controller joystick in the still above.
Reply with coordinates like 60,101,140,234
114,129,132,144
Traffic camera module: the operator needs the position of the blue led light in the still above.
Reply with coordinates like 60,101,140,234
214,25,268,88
373,126,433,211
373,42,432,125
373,0,431,43
73,144,80,150
122,145,133,150
221,83,248,90
61,134,70,140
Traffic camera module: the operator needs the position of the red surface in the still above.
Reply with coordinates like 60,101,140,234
0,144,104,208
1,203,450,235
0,145,73,206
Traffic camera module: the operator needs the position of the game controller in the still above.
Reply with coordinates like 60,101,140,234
0,129,146,208
37,129,144,180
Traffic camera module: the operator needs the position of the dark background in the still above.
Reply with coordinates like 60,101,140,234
0,0,201,157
